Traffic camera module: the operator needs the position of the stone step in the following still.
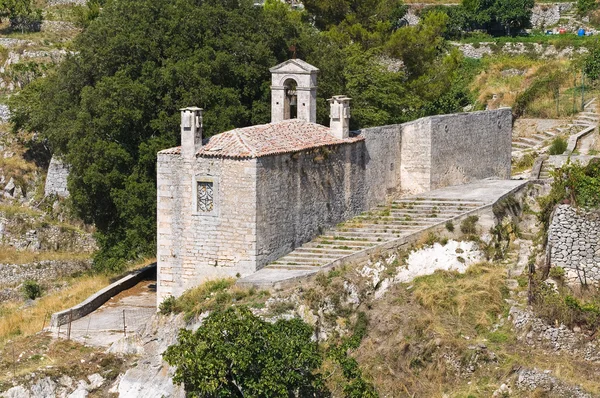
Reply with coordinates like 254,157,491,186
512,142,530,149
326,230,400,238
313,237,374,247
390,199,483,206
283,252,345,261
575,115,598,121
541,130,557,138
294,246,357,255
387,202,482,210
556,127,572,133
268,264,323,270
516,137,543,146
531,133,551,142
572,120,595,126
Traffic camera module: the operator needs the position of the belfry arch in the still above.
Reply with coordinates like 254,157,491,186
270,59,318,123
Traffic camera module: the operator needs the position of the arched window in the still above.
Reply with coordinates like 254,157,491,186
283,78,298,120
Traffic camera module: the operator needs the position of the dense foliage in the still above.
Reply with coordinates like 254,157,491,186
421,0,534,38
0,0,42,32
10,0,475,270
163,306,328,397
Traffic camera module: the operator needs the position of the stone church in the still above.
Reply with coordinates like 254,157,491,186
156,59,512,304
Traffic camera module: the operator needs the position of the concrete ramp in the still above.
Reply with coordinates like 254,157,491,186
238,179,527,289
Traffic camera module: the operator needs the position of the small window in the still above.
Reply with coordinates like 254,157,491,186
197,181,214,212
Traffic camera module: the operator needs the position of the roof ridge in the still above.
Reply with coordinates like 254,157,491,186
234,129,257,158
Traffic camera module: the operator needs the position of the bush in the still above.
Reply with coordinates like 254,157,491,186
163,306,328,397
158,295,177,315
445,220,455,232
21,279,42,300
549,136,567,155
549,266,566,280
460,215,479,235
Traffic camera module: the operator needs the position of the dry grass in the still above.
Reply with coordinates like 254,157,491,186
0,274,110,346
0,246,90,264
471,56,577,118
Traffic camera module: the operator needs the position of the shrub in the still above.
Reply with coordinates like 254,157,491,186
158,295,177,315
445,220,455,232
460,215,479,235
163,306,328,397
549,136,567,155
21,279,42,300
549,266,566,280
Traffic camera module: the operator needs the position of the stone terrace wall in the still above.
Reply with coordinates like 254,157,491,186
44,156,70,197
430,108,512,189
156,155,258,303
548,205,600,283
256,143,367,266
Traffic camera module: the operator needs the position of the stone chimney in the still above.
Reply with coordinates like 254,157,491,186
180,107,203,159
329,96,351,139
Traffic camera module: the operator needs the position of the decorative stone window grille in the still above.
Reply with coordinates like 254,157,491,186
196,181,214,212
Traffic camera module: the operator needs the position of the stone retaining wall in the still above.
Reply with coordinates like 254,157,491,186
548,205,600,283
44,156,70,197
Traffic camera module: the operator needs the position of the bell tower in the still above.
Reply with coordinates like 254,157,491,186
270,59,318,123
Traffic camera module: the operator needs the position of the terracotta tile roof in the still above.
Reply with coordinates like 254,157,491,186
159,119,363,159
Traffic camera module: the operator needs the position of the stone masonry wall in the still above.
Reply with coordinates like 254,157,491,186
256,143,367,266
359,124,403,207
548,205,600,283
44,156,70,197
156,154,257,303
430,108,512,189
157,109,513,302
398,117,432,195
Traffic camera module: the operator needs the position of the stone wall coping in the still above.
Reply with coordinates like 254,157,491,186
49,263,156,328
567,125,596,154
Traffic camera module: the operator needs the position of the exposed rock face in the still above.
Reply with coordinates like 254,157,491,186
455,42,589,59
548,205,600,284
530,2,574,29
114,314,191,398
0,374,105,398
44,156,70,198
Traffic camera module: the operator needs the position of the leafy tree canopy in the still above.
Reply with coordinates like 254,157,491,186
163,306,328,397
0,0,42,32
459,0,534,35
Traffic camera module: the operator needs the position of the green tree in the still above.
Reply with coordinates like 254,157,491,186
461,0,534,35
163,306,328,397
0,0,42,32
585,45,600,81
10,0,312,271
577,0,598,16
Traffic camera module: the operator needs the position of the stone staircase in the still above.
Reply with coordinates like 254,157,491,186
239,179,528,288
269,198,486,270
533,98,599,180
512,98,598,156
